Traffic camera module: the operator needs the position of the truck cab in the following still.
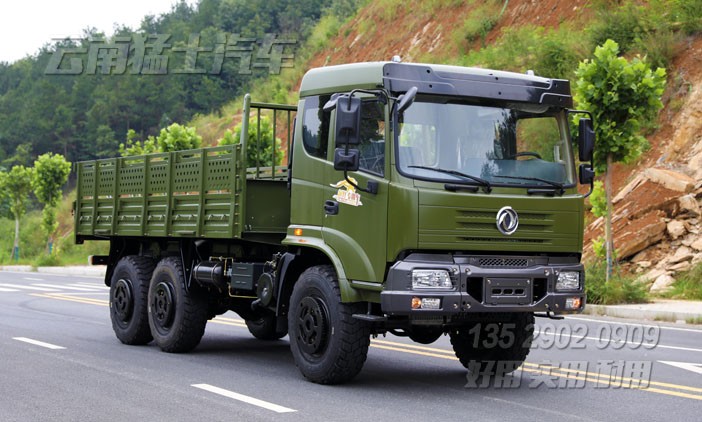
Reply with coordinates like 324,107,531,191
286,61,592,318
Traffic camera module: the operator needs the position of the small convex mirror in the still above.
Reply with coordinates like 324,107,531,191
578,118,595,162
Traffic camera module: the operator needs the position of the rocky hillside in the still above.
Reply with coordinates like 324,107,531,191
584,37,702,293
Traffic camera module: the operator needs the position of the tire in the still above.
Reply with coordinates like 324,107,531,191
148,257,208,353
409,326,443,345
449,313,534,375
288,265,370,384
110,255,155,345
246,315,288,341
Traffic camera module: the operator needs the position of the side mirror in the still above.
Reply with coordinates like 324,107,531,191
335,95,361,146
579,163,594,185
334,148,360,172
578,118,595,162
397,86,418,113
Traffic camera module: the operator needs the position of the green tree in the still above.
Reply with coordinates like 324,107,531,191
573,39,666,281
32,153,71,255
120,123,202,156
218,116,283,167
0,166,33,261
119,129,158,157
156,123,202,152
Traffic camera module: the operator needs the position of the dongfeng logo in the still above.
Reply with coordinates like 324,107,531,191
496,206,519,235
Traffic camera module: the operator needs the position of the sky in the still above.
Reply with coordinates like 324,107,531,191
0,0,191,63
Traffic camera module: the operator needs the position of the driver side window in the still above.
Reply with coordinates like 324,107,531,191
357,100,385,176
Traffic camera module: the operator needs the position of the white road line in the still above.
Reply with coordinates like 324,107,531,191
23,277,44,281
0,287,19,292
13,337,66,350
191,384,296,413
659,361,702,376
31,283,101,292
534,328,702,353
0,283,60,292
567,316,702,334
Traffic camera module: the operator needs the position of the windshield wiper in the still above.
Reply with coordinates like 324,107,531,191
408,165,492,193
493,175,565,196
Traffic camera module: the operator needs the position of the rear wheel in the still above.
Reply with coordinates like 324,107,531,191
449,313,534,375
148,257,208,353
110,255,154,345
288,265,370,384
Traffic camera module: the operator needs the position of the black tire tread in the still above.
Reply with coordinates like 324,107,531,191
449,312,534,374
110,255,154,345
149,257,208,353
289,265,370,384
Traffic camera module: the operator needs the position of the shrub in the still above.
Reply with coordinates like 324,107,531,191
585,261,649,305
218,115,283,167
588,2,648,54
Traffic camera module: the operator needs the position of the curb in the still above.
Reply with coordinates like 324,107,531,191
583,303,702,323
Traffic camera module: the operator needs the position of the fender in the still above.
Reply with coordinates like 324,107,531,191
281,225,364,303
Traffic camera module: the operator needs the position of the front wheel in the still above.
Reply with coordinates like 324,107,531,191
449,313,534,375
288,265,370,384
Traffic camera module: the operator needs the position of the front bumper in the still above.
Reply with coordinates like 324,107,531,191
380,253,586,317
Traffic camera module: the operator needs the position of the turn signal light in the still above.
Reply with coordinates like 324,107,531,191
293,228,303,236
411,297,422,309
565,297,582,310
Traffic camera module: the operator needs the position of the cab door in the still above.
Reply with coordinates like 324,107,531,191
322,99,389,284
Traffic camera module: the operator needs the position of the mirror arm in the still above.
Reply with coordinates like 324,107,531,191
342,170,378,195
583,177,594,198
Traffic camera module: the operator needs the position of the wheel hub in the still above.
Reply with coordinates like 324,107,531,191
112,278,133,323
152,281,175,329
296,296,329,355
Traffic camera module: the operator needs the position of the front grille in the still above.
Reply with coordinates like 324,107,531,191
478,258,529,267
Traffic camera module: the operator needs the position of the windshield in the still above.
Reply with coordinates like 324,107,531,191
396,101,575,189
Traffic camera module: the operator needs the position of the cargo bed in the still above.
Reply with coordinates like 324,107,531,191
74,144,290,243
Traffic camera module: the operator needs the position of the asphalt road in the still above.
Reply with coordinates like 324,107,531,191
1,271,701,421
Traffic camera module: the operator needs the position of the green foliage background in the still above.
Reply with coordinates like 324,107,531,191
0,0,360,166
218,115,283,167
120,123,203,156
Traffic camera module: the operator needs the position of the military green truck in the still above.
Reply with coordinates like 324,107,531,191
75,61,595,384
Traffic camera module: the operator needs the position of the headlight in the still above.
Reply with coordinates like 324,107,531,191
411,269,454,290
556,271,581,291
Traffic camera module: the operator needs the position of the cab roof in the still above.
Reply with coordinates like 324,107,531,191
299,62,573,107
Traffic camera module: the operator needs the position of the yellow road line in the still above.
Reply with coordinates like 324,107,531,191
372,338,455,354
31,293,108,306
31,292,702,400
371,343,459,360
373,338,702,396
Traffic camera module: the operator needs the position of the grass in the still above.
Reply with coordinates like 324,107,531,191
454,1,502,49
656,262,702,301
584,261,649,305
654,314,676,323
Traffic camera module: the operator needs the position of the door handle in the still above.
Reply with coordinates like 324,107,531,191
324,200,339,215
